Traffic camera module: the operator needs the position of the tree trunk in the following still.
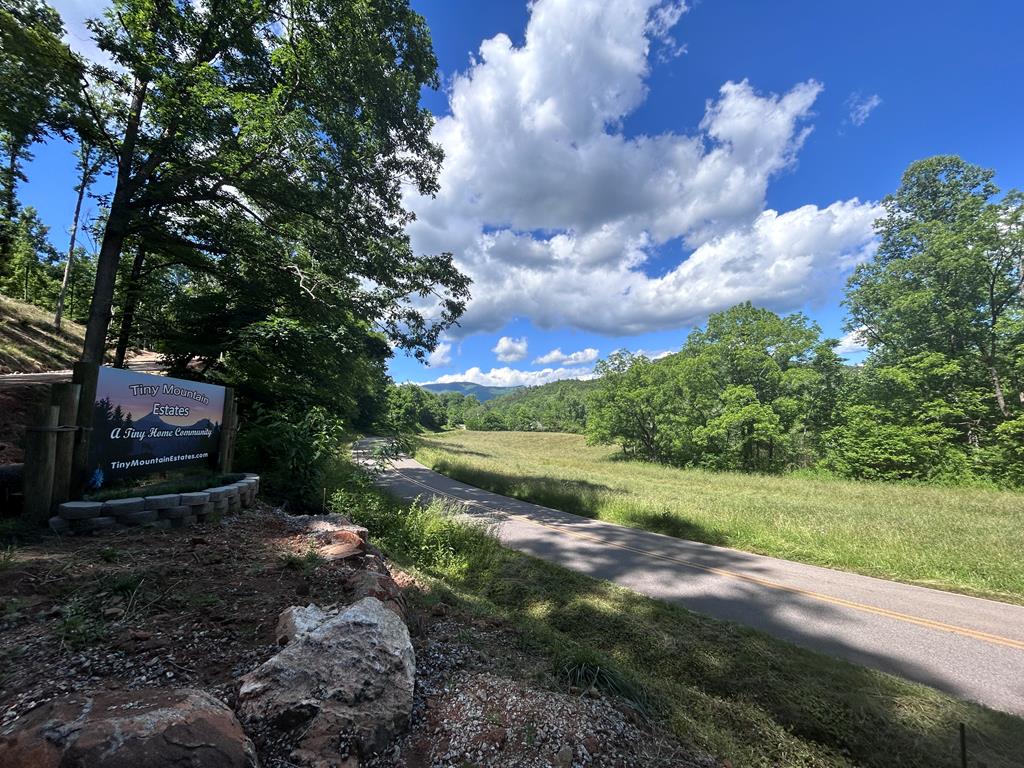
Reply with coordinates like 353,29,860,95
81,203,129,364
113,244,146,368
80,78,149,364
54,147,93,330
990,366,1009,418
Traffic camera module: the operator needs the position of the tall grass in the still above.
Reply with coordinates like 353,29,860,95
344,484,1024,768
416,431,1024,603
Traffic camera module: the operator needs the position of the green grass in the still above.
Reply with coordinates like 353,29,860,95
415,431,1024,604
345,486,1024,768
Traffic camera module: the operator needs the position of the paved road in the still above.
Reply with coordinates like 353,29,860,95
354,438,1024,716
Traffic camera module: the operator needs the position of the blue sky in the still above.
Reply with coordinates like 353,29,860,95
23,1,1024,386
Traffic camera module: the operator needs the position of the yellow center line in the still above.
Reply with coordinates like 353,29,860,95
390,465,1024,653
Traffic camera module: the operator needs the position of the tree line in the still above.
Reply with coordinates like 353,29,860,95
400,157,1024,487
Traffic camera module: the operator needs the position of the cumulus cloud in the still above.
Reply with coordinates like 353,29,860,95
533,347,599,366
491,336,528,362
426,341,453,368
405,0,880,337
425,366,595,388
846,92,882,127
835,327,869,355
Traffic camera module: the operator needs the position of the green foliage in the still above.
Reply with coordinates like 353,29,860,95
836,156,1024,482
335,485,501,580
462,379,594,433
587,304,844,472
234,406,348,510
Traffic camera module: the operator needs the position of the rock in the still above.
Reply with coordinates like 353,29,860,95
275,604,331,646
319,541,361,562
0,688,258,767
238,597,415,762
345,570,406,621
555,744,574,767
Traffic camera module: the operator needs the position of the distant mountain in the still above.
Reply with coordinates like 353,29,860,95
419,382,521,402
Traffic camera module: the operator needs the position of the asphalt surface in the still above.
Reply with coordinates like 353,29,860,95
354,438,1024,716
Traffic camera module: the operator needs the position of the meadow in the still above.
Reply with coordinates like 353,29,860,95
415,431,1024,604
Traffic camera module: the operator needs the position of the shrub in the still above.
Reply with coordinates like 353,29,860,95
235,406,348,510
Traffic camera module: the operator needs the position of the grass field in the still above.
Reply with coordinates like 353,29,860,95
346,488,1024,768
415,431,1024,604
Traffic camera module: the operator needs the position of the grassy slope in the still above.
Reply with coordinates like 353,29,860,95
415,431,1024,604
0,296,86,374
348,489,1024,768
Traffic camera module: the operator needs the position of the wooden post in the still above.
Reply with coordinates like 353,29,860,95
217,388,235,473
23,403,59,525
70,361,100,497
226,399,237,473
50,382,81,508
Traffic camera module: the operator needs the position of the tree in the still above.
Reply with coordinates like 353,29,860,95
846,156,1023,423
0,0,81,272
71,0,468,364
54,138,103,329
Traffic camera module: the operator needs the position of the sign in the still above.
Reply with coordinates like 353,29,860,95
86,366,227,488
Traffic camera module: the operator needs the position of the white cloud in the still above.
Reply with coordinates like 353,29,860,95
426,341,453,368
425,366,596,388
405,0,880,338
533,347,599,366
846,92,882,127
491,336,528,362
835,327,869,355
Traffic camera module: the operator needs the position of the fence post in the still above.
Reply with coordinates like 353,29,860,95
70,361,99,498
50,382,81,508
23,403,59,526
217,388,235,473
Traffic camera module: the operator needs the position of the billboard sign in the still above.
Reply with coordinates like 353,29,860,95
86,366,226,488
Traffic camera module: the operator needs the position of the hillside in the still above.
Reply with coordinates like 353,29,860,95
420,381,520,402
0,296,87,374
464,377,597,432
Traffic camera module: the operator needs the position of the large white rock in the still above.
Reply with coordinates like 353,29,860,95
275,603,330,646
238,597,414,764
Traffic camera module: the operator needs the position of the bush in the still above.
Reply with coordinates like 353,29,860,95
234,406,349,510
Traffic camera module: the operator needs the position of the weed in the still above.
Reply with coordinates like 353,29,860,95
98,546,120,563
57,598,106,650
279,547,324,577
0,545,15,571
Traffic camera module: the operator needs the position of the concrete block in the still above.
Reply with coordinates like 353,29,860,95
204,487,229,501
58,501,103,520
71,516,117,532
144,494,180,510
170,514,196,529
118,509,159,526
159,505,191,520
102,497,145,515
180,491,210,506
143,519,172,529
